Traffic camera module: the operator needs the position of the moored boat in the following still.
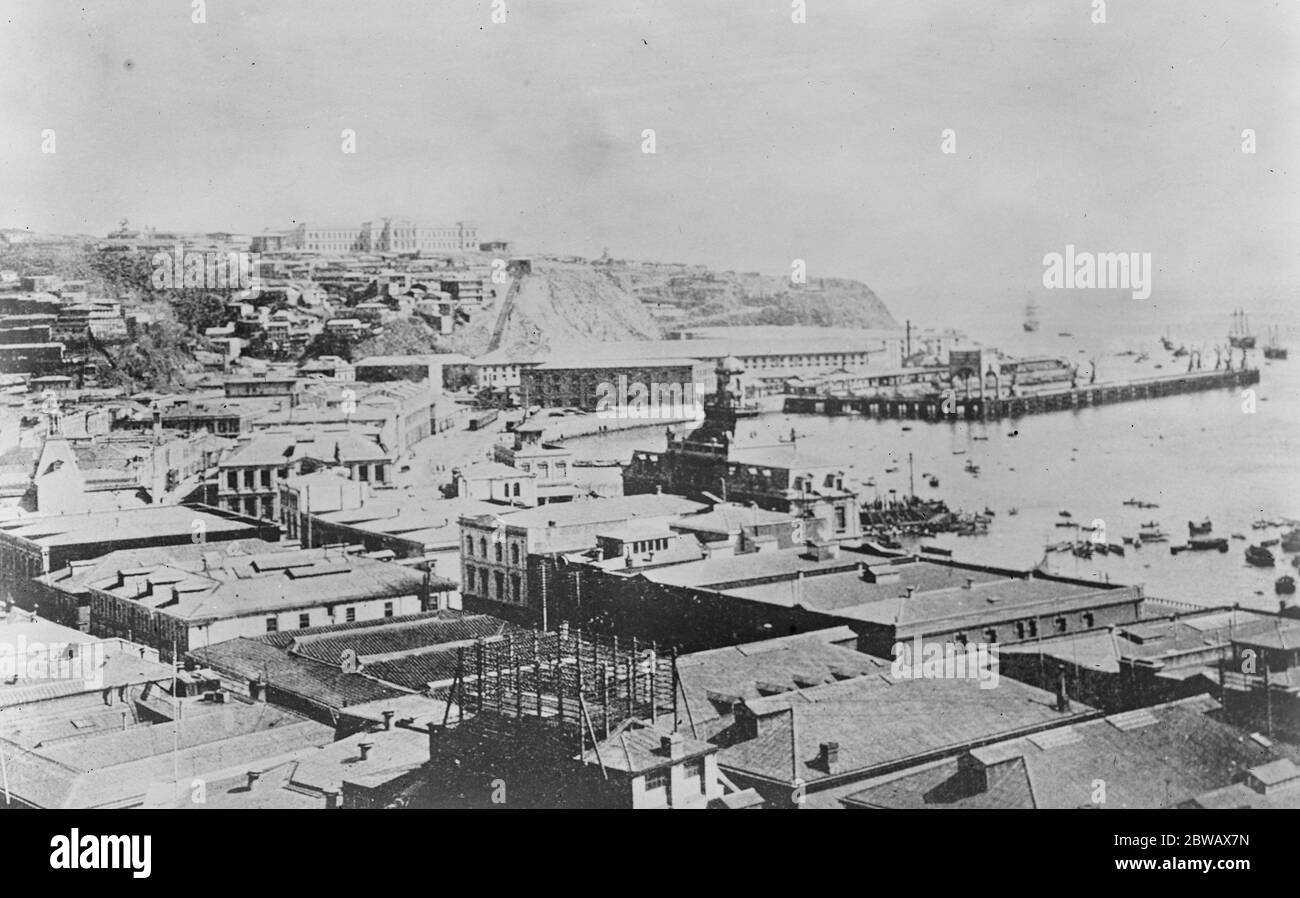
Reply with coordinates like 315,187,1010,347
1188,518,1212,536
1246,545,1276,567
1276,575,1296,595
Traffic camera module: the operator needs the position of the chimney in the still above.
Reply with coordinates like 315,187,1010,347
661,732,685,760
905,585,917,598
382,710,394,731
819,741,840,772
1055,664,1071,713
120,708,129,730
963,577,975,589
358,739,374,761
246,770,262,790
324,789,341,809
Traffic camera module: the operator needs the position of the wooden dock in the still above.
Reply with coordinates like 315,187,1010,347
782,368,1260,421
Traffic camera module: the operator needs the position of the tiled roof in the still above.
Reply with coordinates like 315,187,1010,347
839,696,1294,809
189,639,410,708
717,671,1095,786
289,613,521,666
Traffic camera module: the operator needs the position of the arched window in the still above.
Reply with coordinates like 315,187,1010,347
495,542,503,562
479,538,487,557
465,536,474,556
511,544,520,565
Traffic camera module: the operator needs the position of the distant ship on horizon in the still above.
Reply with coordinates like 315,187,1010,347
1023,299,1040,333
1228,308,1256,349
1264,324,1288,360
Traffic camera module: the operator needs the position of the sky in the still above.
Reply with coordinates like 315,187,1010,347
1,0,1296,325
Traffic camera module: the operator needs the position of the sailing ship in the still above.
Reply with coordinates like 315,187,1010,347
1228,309,1256,350
1263,325,1288,360
1023,299,1040,333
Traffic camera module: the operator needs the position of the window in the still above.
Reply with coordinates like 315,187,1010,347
512,482,520,497
227,471,238,490
384,601,394,618
261,469,272,488
835,506,847,532
466,567,475,590
374,464,386,482
645,769,668,792
556,462,567,478
955,632,968,646
510,574,521,601
538,462,550,479
1015,621,1026,640
1055,616,1067,634
511,544,520,565
298,613,310,629
1028,620,1038,638
984,628,997,643
479,538,487,557
495,542,503,562
266,617,278,633
1082,612,1095,628
494,571,505,599
465,536,474,556
244,470,256,489
345,607,356,623
683,759,704,791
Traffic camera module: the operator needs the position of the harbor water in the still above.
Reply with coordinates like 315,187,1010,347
565,294,1300,612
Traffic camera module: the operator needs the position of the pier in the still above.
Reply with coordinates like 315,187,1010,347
782,367,1260,421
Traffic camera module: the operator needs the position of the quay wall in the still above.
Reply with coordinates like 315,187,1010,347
782,368,1260,421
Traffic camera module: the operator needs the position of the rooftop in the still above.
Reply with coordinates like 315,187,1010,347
840,696,1297,809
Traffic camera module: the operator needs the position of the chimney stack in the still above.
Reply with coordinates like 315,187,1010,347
358,739,374,761
819,741,840,772
324,789,341,809
1055,664,1071,713
905,585,917,598
963,577,975,589
382,710,394,731
246,770,262,790
661,732,685,760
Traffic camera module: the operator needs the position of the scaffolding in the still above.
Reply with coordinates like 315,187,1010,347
433,626,687,775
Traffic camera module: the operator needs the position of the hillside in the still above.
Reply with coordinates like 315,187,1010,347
445,258,898,357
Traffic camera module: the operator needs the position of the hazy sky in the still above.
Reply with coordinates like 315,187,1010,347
1,0,1296,323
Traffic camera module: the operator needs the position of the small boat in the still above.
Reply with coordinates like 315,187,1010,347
1188,519,1212,536
1055,521,1077,528
928,476,939,488
1252,519,1271,530
1231,533,1246,540
1059,510,1073,518
1160,335,1175,352
1094,543,1111,556
1109,543,1126,556
1132,536,1143,548
1281,528,1300,553
1058,331,1073,337
1007,430,1019,437
1007,507,1019,516
972,436,989,441
1073,543,1093,558
901,426,912,432
1173,346,1188,357
1122,536,1134,546
1189,536,1229,553
952,450,966,455
920,545,953,557
885,466,900,473
1260,537,1280,548
1276,575,1296,595
1138,524,1168,543
964,462,980,474
1246,545,1276,567
983,507,996,517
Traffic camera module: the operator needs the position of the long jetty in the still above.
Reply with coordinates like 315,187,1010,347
782,368,1260,421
